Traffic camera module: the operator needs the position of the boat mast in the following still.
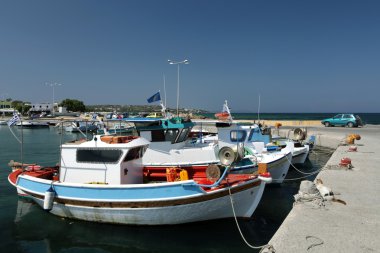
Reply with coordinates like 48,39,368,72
20,114,23,168
257,94,261,123
163,74,167,109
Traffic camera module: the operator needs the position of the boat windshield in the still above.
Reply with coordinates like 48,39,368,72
230,130,247,142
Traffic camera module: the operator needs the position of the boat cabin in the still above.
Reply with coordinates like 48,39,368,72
127,117,194,144
59,135,149,185
217,123,271,148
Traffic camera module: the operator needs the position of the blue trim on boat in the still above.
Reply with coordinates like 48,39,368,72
17,176,206,201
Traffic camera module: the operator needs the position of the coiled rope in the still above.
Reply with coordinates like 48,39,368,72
227,182,275,252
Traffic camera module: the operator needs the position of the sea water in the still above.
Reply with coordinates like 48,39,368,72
0,126,332,253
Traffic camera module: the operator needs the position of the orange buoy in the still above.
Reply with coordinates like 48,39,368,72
166,168,178,182
179,169,189,181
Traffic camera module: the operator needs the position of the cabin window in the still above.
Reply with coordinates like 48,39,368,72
165,129,179,143
230,130,247,142
150,129,182,143
77,149,122,163
151,130,165,142
248,128,261,141
175,128,190,143
124,146,147,162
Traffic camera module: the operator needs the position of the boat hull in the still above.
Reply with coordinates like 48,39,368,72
15,175,265,225
291,145,310,165
231,152,291,184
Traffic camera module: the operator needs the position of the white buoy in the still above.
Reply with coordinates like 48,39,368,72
258,174,272,184
43,187,56,211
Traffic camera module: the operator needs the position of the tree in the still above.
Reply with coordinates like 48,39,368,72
60,99,86,112
10,100,31,114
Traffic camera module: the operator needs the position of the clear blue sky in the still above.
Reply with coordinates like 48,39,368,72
0,0,379,113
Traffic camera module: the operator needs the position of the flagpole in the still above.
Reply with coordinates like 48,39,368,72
257,94,261,123
7,114,21,143
20,114,24,168
163,74,167,108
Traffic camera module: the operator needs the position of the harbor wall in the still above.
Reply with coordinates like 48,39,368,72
235,120,322,127
264,125,380,252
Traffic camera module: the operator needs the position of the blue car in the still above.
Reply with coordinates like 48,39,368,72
321,114,363,128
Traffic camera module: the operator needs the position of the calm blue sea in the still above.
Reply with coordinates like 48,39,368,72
0,126,332,253
201,113,380,124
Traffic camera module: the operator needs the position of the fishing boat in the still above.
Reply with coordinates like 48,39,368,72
224,124,309,163
64,121,98,133
16,121,49,128
215,100,232,121
8,134,272,225
118,116,290,184
97,123,135,135
211,100,310,165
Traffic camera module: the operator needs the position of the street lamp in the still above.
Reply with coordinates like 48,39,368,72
45,82,62,116
168,59,189,117
1,93,9,116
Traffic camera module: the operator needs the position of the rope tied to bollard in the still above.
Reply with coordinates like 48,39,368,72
227,180,276,252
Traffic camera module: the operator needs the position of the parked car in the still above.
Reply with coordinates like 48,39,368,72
321,114,363,128
145,112,163,118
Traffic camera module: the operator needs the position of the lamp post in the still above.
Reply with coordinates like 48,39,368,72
45,82,62,116
0,93,8,117
168,59,189,117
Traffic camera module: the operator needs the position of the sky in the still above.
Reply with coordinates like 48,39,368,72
0,0,379,113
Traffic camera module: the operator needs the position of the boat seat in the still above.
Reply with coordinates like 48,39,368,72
143,166,207,182
100,135,138,144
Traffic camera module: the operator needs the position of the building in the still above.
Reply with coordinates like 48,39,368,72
29,103,54,114
0,100,15,114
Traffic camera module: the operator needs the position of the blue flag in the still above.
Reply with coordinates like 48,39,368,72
147,92,161,103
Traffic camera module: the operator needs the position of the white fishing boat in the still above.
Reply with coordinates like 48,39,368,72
121,116,291,184
16,121,49,128
8,135,271,225
208,100,311,165
64,121,98,132
271,127,312,164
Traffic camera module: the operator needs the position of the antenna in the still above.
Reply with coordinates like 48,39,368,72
257,93,261,122
163,74,167,108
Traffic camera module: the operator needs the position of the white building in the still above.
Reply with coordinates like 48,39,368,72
29,103,55,113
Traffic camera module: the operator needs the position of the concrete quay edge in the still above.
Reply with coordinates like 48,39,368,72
263,125,380,253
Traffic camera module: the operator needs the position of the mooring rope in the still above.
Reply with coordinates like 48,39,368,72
285,154,321,176
282,170,322,181
227,182,275,252
309,149,334,156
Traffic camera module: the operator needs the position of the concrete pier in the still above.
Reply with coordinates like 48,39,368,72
265,125,380,252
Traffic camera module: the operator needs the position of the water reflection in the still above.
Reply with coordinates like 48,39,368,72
14,199,268,253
